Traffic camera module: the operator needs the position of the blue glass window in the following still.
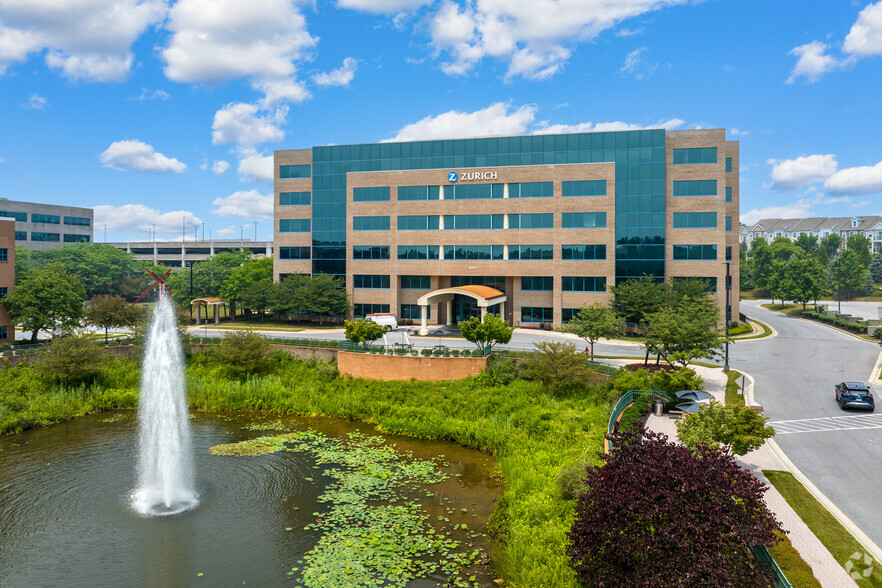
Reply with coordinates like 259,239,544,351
562,180,606,197
352,246,389,260
353,274,390,289
0,325,7,340
521,276,553,291
510,213,554,229
14,231,26,241
673,180,717,196
726,216,732,232
562,244,606,260
30,232,60,242
64,216,91,226
726,187,732,202
280,191,311,206
562,212,606,228
353,303,389,318
0,248,6,262
398,185,440,201
673,244,717,260
443,245,501,260
509,245,553,260
353,216,390,231
0,210,27,222
673,276,717,293
0,286,6,298
280,219,311,233
510,182,553,198
279,164,311,178
280,246,311,259
672,212,716,229
562,276,606,292
442,184,504,199
398,215,439,230
726,157,733,173
401,304,430,319
32,214,60,224
521,306,553,323
726,246,732,261
450,276,506,292
401,275,431,289
398,245,439,260
443,214,504,230
63,234,90,243
353,187,391,202
672,147,717,164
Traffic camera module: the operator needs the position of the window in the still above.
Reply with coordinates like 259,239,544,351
444,214,504,230
672,212,716,229
0,248,6,262
521,276,553,291
0,326,7,340
562,276,606,292
0,286,6,298
726,216,733,232
442,184,504,199
398,185,440,201
562,308,579,323
353,303,389,318
726,187,732,202
280,191,311,206
398,215,439,230
352,216,390,231
510,213,554,229
63,234,90,243
63,216,91,226
14,231,26,241
279,219,311,233
353,246,390,260
401,275,431,289
397,245,438,260
562,180,606,197
280,246,311,260
725,246,732,261
443,245,501,260
562,212,606,228
450,276,506,292
510,182,553,198
509,245,553,260
521,306,553,323
353,187,391,202
673,276,717,293
401,304,430,320
0,210,27,222
673,147,717,164
562,244,606,260
279,164,311,178
673,180,717,196
31,213,60,224
353,274,390,289
673,244,717,260
726,157,733,173
30,232,60,242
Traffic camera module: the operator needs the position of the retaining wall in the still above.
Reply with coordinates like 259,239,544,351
337,351,487,381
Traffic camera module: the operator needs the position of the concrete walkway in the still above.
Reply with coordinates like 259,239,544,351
643,366,857,587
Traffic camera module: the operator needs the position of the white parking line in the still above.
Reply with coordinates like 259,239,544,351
768,414,882,435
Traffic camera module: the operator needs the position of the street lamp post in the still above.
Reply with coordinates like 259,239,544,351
837,255,842,314
724,261,730,373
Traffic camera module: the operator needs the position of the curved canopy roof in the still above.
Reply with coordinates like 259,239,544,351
191,297,225,305
417,285,507,307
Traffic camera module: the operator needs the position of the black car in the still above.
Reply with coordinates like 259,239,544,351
835,382,875,412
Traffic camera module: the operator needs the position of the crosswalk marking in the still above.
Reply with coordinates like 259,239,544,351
768,413,882,435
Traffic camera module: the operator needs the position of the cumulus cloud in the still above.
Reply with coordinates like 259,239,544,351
237,150,274,183
23,94,47,109
336,0,433,13
99,140,187,174
385,102,537,141
313,57,358,87
824,160,882,195
741,202,815,226
161,0,316,105
729,128,749,136
92,203,201,235
212,102,287,146
212,189,273,219
422,0,692,80
767,154,837,192
786,41,841,84
615,27,644,37
127,88,170,101
0,0,167,80
535,117,684,134
212,160,230,175
843,1,882,57
620,46,658,79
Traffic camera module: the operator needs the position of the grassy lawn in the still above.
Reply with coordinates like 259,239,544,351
725,370,744,405
763,470,882,587
735,318,773,340
768,530,822,588
759,303,806,316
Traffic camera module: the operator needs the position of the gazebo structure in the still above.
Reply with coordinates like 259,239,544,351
191,297,226,325
415,285,508,335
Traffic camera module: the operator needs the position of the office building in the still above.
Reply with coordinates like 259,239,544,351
107,240,273,268
0,217,15,343
274,128,739,330
0,198,93,251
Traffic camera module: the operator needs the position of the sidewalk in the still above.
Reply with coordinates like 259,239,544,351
643,366,857,588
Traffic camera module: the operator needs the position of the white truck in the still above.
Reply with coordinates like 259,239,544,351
366,313,398,331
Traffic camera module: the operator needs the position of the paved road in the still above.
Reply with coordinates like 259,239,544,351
733,300,882,548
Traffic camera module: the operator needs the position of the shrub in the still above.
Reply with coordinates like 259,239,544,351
36,335,110,386
421,348,432,356
556,456,592,500
195,330,281,380
521,341,596,395
481,356,519,386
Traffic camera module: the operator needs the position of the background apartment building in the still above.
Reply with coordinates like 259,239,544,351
0,198,93,251
0,218,15,343
741,216,882,252
274,128,739,328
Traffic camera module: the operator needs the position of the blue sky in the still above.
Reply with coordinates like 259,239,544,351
1,0,881,243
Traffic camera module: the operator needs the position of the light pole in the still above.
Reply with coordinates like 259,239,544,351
724,261,730,373
253,220,258,242
104,224,107,243
837,255,842,313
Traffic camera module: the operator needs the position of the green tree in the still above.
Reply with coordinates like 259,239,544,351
819,233,842,262
167,249,251,306
36,335,110,386
240,281,277,320
459,313,513,351
767,259,789,305
13,245,32,284
769,237,801,262
863,269,876,297
846,233,872,268
609,277,667,327
829,249,867,300
783,253,827,309
219,257,273,317
676,401,776,455
29,243,138,297
645,299,724,368
84,295,142,342
520,340,595,394
870,253,882,283
748,241,775,290
563,303,624,360
198,330,279,380
3,264,86,342
344,318,387,347
274,274,348,322
793,233,819,257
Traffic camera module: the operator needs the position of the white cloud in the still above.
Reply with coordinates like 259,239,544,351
741,202,814,226
24,94,47,109
843,1,882,57
385,102,537,141
212,160,230,175
237,151,274,183
729,128,749,136
0,0,167,80
787,41,841,84
313,57,358,87
128,88,170,102
620,46,658,79
215,225,237,237
99,140,187,174
336,0,433,13
615,27,644,37
212,189,273,219
824,160,882,195
212,102,287,147
535,117,684,134
92,203,201,235
423,0,692,80
161,0,316,105
767,154,838,192
0,155,4,163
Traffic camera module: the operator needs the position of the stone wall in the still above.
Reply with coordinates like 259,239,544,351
337,350,487,381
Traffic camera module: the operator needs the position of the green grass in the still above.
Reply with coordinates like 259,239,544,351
768,530,822,588
736,318,773,340
760,303,805,316
197,319,308,331
725,370,744,406
763,470,882,587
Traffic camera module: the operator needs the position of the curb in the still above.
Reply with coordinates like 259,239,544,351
870,350,882,386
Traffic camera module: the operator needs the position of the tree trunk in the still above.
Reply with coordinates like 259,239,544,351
30,330,39,344
105,327,109,343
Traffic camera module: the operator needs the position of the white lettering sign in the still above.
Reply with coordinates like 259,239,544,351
448,170,498,182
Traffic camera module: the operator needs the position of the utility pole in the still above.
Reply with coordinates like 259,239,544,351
201,222,205,241
724,261,730,373
838,255,842,313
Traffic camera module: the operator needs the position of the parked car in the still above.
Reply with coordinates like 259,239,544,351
835,382,875,412
366,313,398,331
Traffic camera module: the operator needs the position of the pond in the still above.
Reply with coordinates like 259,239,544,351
0,413,501,587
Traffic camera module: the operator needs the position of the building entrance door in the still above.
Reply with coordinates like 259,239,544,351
452,295,480,323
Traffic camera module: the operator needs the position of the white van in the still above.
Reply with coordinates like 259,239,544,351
366,313,398,331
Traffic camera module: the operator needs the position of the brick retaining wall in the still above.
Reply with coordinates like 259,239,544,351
337,350,487,381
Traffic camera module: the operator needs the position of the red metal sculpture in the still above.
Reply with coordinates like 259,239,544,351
132,269,172,306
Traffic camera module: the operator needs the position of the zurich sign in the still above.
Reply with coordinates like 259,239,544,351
448,171,458,182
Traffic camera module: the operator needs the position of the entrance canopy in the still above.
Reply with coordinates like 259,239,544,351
415,285,508,335
191,297,225,325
